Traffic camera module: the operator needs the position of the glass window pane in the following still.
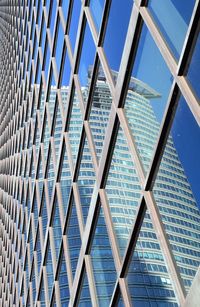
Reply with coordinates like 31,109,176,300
103,0,133,80
79,271,92,306
148,0,195,59
78,136,96,223
153,95,200,292
91,206,117,305
187,31,200,102
127,211,178,306
66,198,81,278
106,125,142,257
68,87,83,164
69,0,81,53
89,62,112,161
90,0,105,32
124,25,172,174
78,22,96,100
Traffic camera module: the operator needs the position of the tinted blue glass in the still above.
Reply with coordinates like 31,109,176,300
52,198,62,260
61,0,69,22
67,199,81,278
49,0,57,36
46,243,54,298
90,0,105,31
78,137,96,223
58,250,70,306
148,0,195,59
69,0,81,52
91,206,117,305
55,19,64,72
59,146,71,213
44,41,50,81
89,63,112,161
187,31,200,102
104,0,133,79
106,125,142,257
124,25,172,173
127,212,178,306
68,87,83,163
78,22,96,92
79,273,92,306
153,96,200,292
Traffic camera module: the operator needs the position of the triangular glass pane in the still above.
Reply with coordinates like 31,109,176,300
46,148,55,204
60,46,71,110
31,265,36,304
30,154,35,193
91,206,117,306
54,17,64,73
77,136,96,223
26,187,31,221
53,103,63,160
48,71,57,122
42,114,50,162
45,242,54,299
78,271,92,306
68,87,83,164
106,125,142,258
59,144,71,213
51,195,62,260
124,25,172,174
34,117,40,156
40,192,48,240
32,193,39,228
38,275,45,306
58,249,70,306
89,63,112,161
66,198,81,278
35,231,42,276
127,211,178,306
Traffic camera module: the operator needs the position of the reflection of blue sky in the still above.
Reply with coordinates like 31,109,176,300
90,0,105,32
79,23,96,86
171,96,200,207
132,25,172,122
103,0,133,72
187,32,200,101
69,0,81,52
148,0,195,59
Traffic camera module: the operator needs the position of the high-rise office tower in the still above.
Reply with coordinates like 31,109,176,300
0,1,200,306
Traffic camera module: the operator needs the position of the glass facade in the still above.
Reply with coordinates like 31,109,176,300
0,1,200,306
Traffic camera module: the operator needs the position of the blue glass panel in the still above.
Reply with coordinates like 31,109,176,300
46,243,54,299
90,0,105,32
60,47,71,110
78,137,96,223
124,25,172,174
127,212,178,306
52,198,62,260
46,148,55,203
61,0,69,22
39,276,46,306
58,250,70,306
68,87,83,163
89,63,112,161
79,272,92,306
69,0,81,52
67,199,81,278
78,22,96,100
187,31,200,102
148,0,195,59
55,19,64,73
106,125,142,257
91,206,117,305
41,194,48,239
153,96,200,292
49,0,57,36
59,146,71,213
103,0,133,80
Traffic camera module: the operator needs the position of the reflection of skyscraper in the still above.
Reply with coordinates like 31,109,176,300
51,69,199,305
